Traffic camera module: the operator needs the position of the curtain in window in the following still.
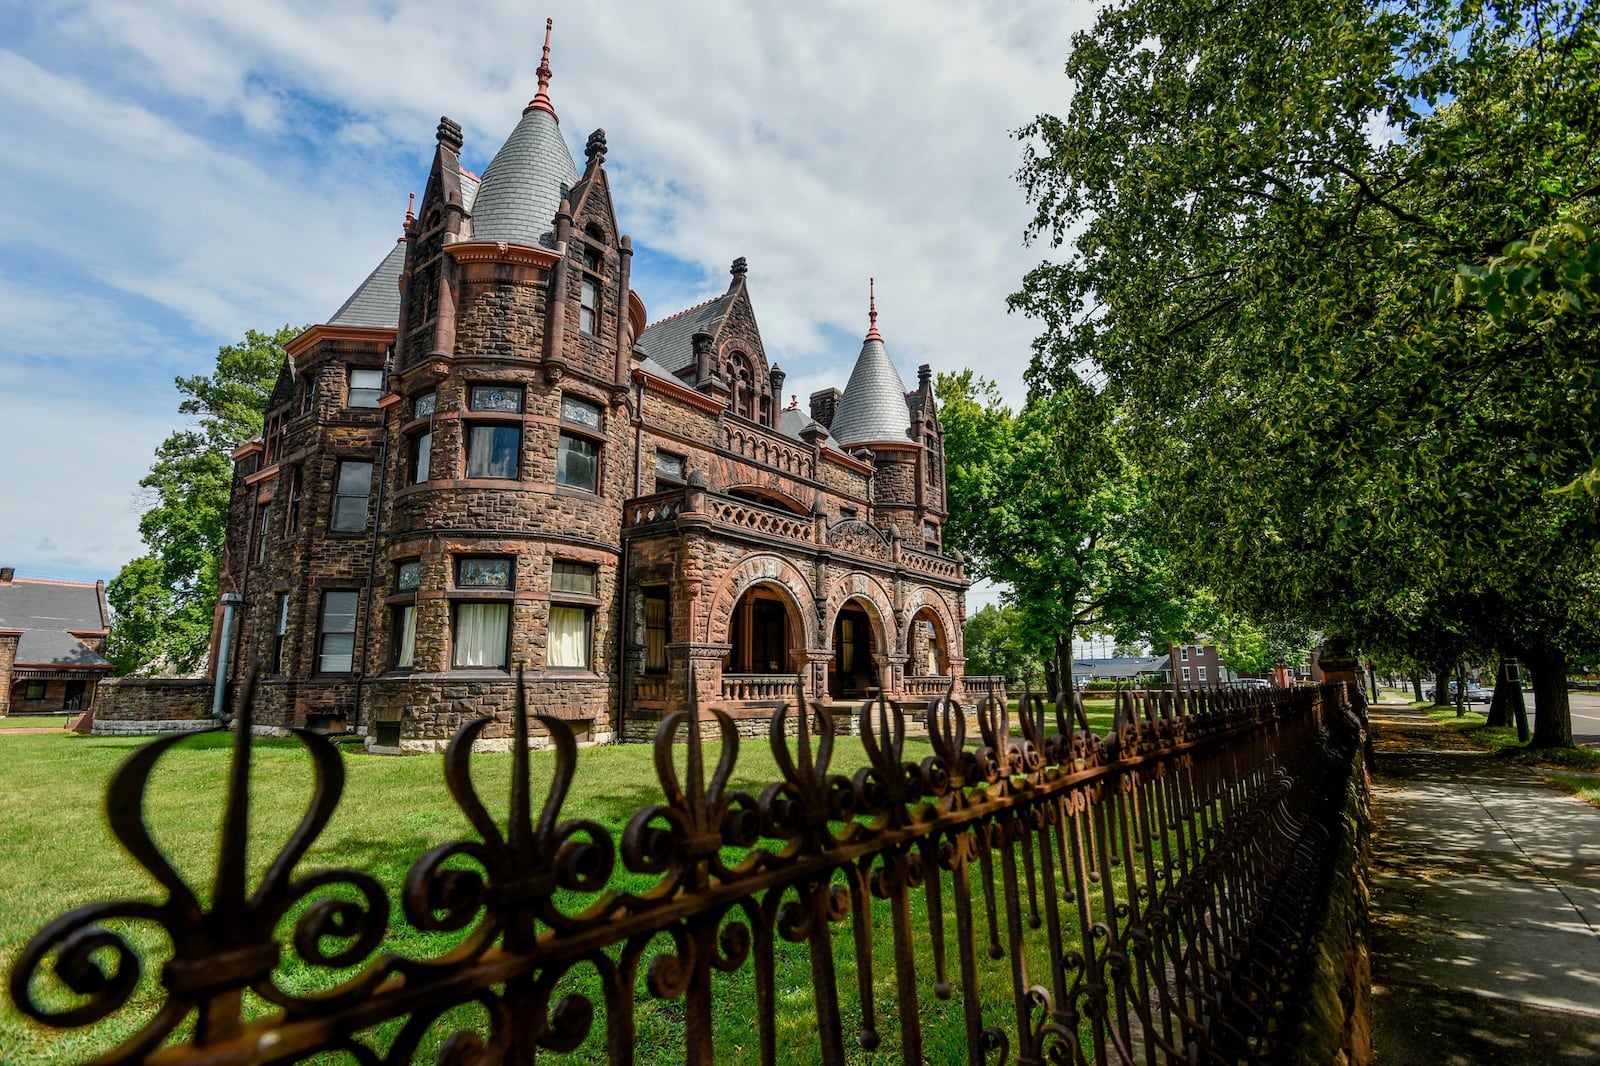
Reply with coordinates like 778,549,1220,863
467,426,518,478
395,606,417,668
549,605,588,668
454,603,509,668
840,618,855,672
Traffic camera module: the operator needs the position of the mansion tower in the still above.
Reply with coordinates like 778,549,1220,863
218,27,970,749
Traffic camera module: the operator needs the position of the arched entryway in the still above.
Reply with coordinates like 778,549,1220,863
908,606,951,678
726,584,794,675
829,596,882,699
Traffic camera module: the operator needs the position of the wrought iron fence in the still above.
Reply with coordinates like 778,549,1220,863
9,675,1365,1064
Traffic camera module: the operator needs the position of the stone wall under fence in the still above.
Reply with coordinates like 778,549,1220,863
93,678,215,735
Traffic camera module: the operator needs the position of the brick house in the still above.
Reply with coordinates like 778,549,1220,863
216,32,969,750
1168,642,1229,686
0,568,113,716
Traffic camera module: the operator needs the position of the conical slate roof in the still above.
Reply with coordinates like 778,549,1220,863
467,107,578,249
829,310,913,447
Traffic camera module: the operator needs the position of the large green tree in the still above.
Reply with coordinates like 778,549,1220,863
1014,0,1599,744
937,370,1185,692
107,326,301,674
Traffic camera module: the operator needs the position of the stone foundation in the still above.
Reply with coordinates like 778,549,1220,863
95,678,214,731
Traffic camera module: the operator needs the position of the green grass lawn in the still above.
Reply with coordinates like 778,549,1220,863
1,708,1140,1064
0,716,72,730
1425,706,1600,772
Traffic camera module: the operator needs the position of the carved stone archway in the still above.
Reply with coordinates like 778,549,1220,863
703,553,819,650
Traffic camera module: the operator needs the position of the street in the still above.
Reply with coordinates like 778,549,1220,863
1563,690,1600,747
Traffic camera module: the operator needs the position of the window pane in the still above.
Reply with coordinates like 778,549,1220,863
548,605,589,668
655,451,684,483
395,606,416,668
645,594,668,672
551,561,595,595
560,397,602,429
557,433,597,490
319,591,358,673
349,369,384,408
333,460,373,533
457,558,511,588
338,461,373,496
454,603,509,668
467,425,519,478
414,392,437,418
333,496,369,531
396,561,421,591
411,430,432,483
580,280,598,334
277,593,290,634
469,386,522,413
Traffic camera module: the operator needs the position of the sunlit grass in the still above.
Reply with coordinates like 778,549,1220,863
1426,707,1600,771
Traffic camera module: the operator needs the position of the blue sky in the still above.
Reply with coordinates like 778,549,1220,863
0,1,1090,609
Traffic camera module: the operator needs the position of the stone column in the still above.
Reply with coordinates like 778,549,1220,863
0,631,19,716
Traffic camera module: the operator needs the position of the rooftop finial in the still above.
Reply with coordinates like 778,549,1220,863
404,192,415,227
731,256,748,277
524,18,558,121
865,277,883,342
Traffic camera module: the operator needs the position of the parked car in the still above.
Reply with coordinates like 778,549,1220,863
1425,680,1494,702
1235,678,1270,689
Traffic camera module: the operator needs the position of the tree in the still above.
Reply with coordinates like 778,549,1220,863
1013,0,1600,745
107,326,301,674
937,370,1183,693
962,604,1045,689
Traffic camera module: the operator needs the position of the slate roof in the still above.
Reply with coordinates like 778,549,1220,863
325,170,482,330
327,241,408,329
634,294,734,374
1071,656,1170,679
0,579,111,669
467,107,578,249
830,336,913,447
779,407,843,452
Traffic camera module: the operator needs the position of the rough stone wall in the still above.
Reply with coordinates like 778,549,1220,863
96,678,213,722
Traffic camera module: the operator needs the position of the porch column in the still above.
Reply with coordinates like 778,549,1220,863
874,652,909,702
793,648,830,704
683,643,732,709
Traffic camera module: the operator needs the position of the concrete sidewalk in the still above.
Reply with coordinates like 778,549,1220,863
1369,701,1600,1063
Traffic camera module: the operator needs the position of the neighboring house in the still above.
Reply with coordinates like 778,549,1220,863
215,32,968,749
0,568,113,715
1168,642,1232,686
1072,655,1171,687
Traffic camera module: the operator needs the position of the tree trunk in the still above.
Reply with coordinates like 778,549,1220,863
1053,633,1074,701
1432,662,1452,706
1525,646,1573,748
1454,662,1467,717
1411,672,1423,702
1485,654,1512,727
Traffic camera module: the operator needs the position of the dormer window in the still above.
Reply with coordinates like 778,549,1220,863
583,244,602,273
580,278,599,335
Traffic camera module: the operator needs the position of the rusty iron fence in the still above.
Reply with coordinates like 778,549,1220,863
10,677,1365,1064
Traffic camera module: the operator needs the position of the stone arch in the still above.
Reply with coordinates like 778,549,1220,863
823,571,899,655
898,586,961,660
703,553,819,649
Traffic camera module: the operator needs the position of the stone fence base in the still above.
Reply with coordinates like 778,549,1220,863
93,678,214,735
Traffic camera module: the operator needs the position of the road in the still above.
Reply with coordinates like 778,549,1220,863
1563,690,1600,747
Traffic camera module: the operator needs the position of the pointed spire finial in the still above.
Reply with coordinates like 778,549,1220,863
865,277,883,342
405,192,415,225
524,18,558,121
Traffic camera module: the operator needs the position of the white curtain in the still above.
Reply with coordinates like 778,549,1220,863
549,605,589,668
454,603,509,668
395,606,416,669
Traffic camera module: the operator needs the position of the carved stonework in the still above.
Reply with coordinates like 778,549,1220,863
826,519,889,561
703,553,818,648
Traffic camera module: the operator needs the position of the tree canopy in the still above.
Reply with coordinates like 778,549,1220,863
106,326,300,674
1013,0,1599,743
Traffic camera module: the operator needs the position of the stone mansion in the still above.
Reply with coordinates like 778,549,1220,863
217,29,970,749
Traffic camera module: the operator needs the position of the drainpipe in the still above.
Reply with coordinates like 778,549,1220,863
353,345,397,735
212,593,243,723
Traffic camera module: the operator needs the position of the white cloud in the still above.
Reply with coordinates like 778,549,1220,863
5,0,1090,581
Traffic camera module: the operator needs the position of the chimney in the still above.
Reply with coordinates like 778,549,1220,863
0,567,13,584
810,387,841,429
918,363,932,391
693,330,715,384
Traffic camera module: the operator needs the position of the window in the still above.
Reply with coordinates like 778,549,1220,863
24,681,45,700
549,561,597,670
1198,666,1208,682
923,521,938,548
583,244,602,273
331,461,373,531
274,593,289,673
840,617,856,673
285,466,303,533
453,603,509,669
410,428,433,483
1181,666,1192,683
348,368,384,408
393,606,417,669
318,591,359,673
300,372,316,414
253,503,272,564
580,277,599,334
396,560,421,591
465,425,518,479
644,589,669,673
457,557,512,588
558,396,602,492
654,450,685,488
1180,646,1190,662
469,386,522,413
414,392,437,418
